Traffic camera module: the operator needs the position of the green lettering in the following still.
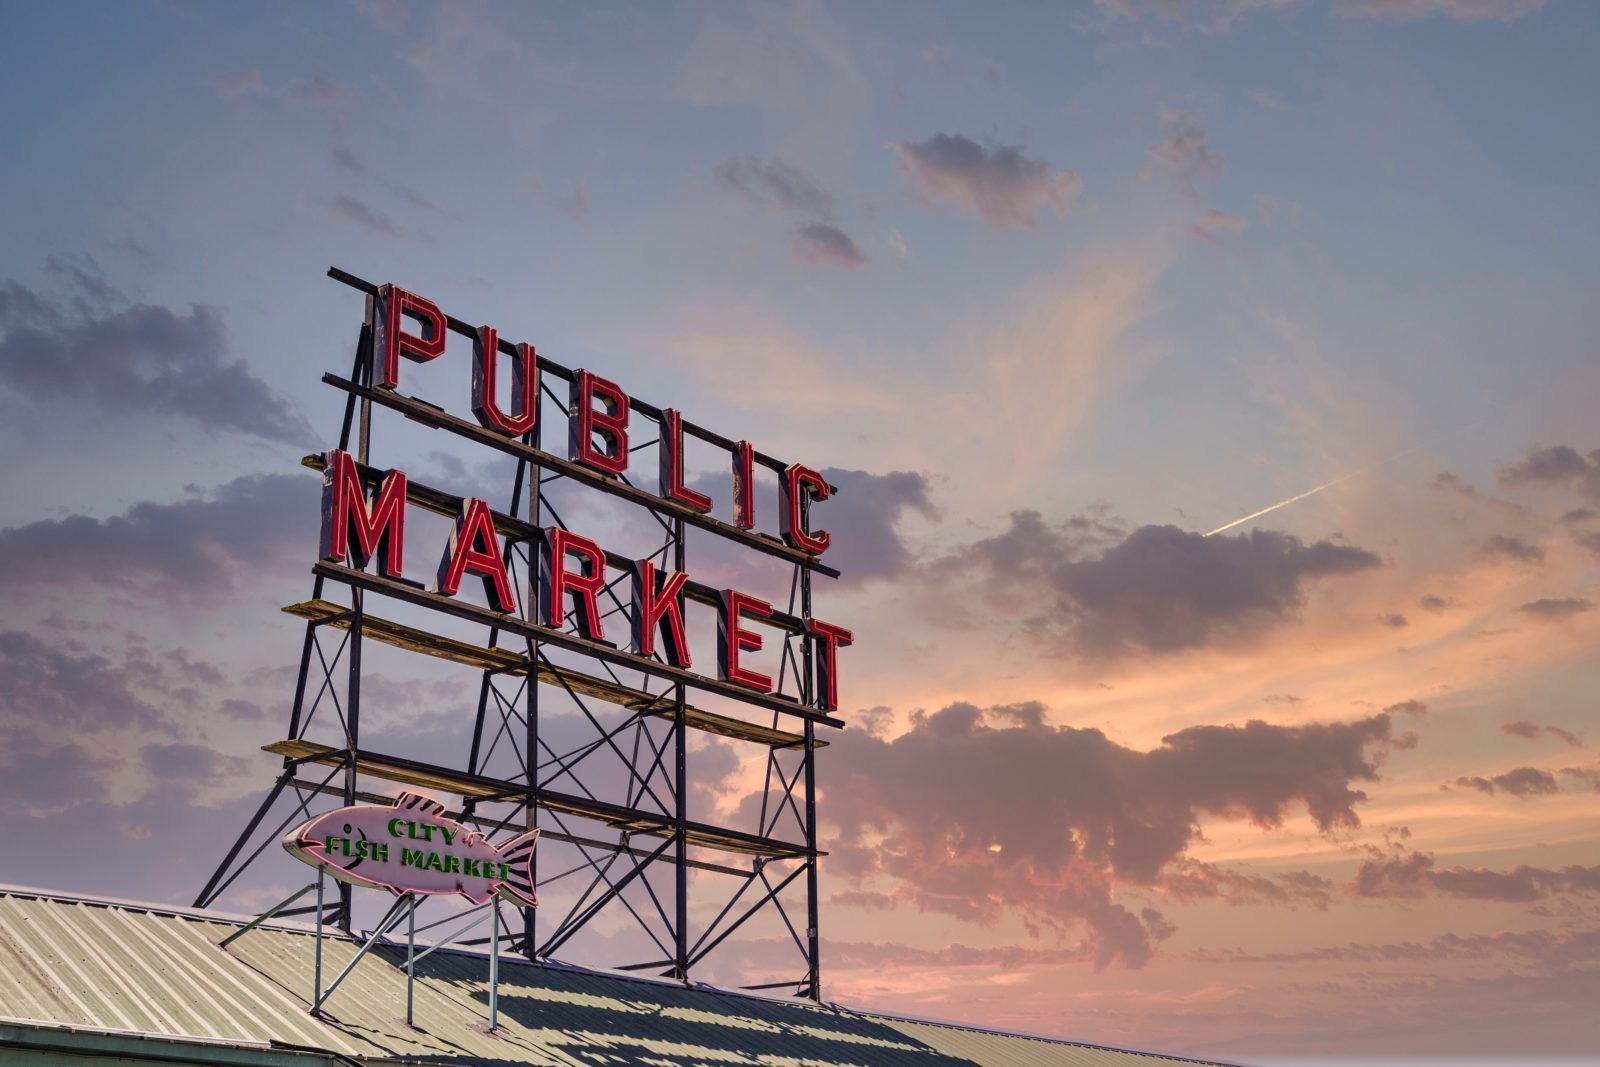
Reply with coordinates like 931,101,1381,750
444,855,461,874
497,863,512,881
425,851,444,871
374,843,389,862
402,848,425,868
324,836,340,855
388,818,405,838
440,826,457,846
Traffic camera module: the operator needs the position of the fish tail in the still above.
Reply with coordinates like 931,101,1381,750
496,828,540,908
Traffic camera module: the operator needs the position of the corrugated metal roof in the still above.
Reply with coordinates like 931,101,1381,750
0,887,1245,1067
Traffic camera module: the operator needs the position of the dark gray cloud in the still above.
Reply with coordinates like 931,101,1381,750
334,149,446,214
284,75,355,107
1519,597,1594,621
1353,849,1600,902
1384,699,1428,717
1484,535,1545,564
1449,767,1560,798
790,224,869,269
948,515,1381,656
141,742,250,783
327,194,407,237
1332,0,1548,24
0,473,313,598
0,630,177,732
816,469,937,582
825,701,1399,969
1380,613,1408,628
0,275,310,443
1196,924,1600,966
682,467,935,590
1419,594,1451,612
1501,720,1583,747
1146,111,1220,204
892,133,1080,229
1497,445,1600,502
715,155,835,218
0,735,120,816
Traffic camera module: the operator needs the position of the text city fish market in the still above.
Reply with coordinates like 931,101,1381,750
319,284,853,710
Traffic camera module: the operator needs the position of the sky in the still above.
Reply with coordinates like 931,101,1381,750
0,1,1597,1064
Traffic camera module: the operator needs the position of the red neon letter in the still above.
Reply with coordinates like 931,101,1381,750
569,370,630,475
780,464,831,555
658,409,711,512
731,441,755,529
376,284,447,389
806,619,853,711
718,590,773,692
631,560,692,667
542,528,608,641
434,499,515,613
472,326,538,436
320,449,407,578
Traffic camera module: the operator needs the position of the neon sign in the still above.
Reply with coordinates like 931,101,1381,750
284,792,540,905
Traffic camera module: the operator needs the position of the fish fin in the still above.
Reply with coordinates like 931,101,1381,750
395,792,447,815
496,828,541,909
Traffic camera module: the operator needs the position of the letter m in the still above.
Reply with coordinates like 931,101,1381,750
401,848,425,868
321,449,407,577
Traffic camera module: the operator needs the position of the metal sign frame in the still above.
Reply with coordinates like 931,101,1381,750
197,267,844,1002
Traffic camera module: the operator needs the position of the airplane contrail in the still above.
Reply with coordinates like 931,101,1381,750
1202,448,1420,537
1203,474,1357,536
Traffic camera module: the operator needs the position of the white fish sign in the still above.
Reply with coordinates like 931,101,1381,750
283,792,539,905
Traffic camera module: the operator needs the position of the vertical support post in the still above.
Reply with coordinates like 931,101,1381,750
490,896,500,1031
673,516,689,980
801,485,820,1002
313,870,324,1007
406,893,417,1027
523,419,542,956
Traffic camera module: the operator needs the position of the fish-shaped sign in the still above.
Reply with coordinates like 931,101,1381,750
284,792,539,906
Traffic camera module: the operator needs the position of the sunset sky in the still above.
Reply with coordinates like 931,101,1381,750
1,2,1598,1064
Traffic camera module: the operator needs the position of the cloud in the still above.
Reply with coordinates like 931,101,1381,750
1497,444,1600,502
1519,597,1594,621
1559,507,1597,524
715,155,836,218
816,469,938,582
1353,850,1600,902
283,75,355,108
0,473,313,599
790,223,869,269
825,701,1400,969
333,149,447,215
1146,111,1221,204
206,70,263,97
1379,613,1408,628
1332,0,1546,22
0,631,182,733
353,0,407,33
327,194,408,237
0,274,309,443
1197,924,1600,965
1449,767,1560,798
1483,535,1544,564
946,515,1382,656
205,70,355,107
1500,720,1583,747
526,176,589,221
1194,208,1248,234
1384,699,1428,717
1090,0,1304,32
892,133,1080,229
141,742,250,783
1418,594,1451,612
